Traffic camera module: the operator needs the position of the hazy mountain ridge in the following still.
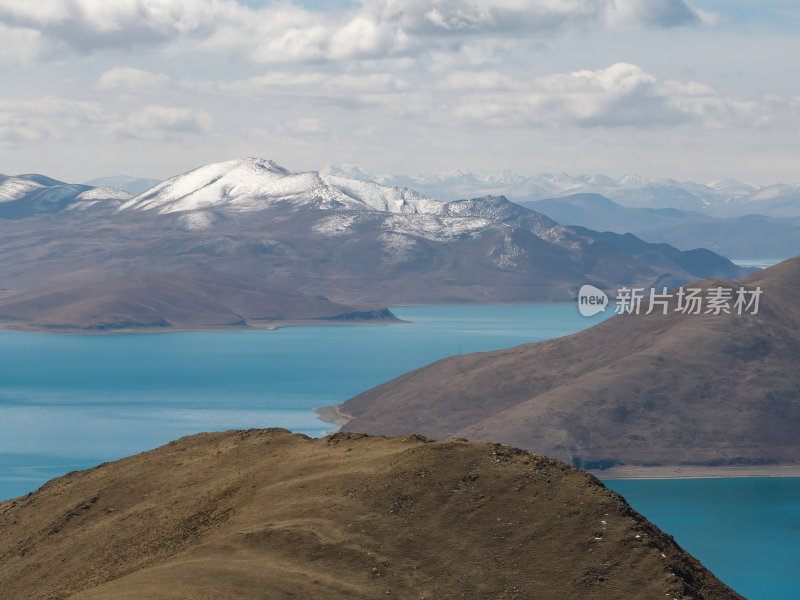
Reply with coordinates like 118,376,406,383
524,193,800,260
0,429,742,600
83,175,162,195
0,173,131,219
329,256,800,470
327,165,800,218
0,158,749,331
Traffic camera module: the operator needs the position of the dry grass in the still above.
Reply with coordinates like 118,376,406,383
0,429,742,600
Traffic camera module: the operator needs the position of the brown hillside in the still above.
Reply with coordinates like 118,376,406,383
333,256,800,468
0,268,396,331
0,429,741,600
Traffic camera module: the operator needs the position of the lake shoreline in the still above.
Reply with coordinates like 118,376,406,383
0,316,409,336
314,405,353,428
593,464,800,480
0,301,583,335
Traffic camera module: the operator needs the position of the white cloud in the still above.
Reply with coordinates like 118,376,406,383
328,17,390,58
4,59,792,161
193,72,327,94
96,67,171,91
605,0,706,29
367,0,704,33
0,125,47,145
2,2,796,185
0,98,213,146
117,106,214,138
369,0,603,33
246,23,330,63
325,72,409,92
450,63,799,129
0,0,707,65
190,70,409,98
278,117,329,136
0,98,107,145
0,1,71,24
173,61,800,134
440,70,521,90
0,22,51,62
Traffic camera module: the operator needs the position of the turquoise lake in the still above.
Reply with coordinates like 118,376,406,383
0,304,795,599
606,478,799,600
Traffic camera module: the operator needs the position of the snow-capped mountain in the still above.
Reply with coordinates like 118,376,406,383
118,158,570,249
0,173,131,218
0,158,751,331
121,158,443,215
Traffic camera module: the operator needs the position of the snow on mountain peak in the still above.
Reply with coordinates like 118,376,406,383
119,157,444,216
77,187,133,201
618,173,645,186
0,176,45,204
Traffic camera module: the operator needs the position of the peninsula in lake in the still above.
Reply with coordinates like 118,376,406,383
324,256,800,472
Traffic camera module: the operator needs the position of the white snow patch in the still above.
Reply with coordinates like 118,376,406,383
176,211,216,231
77,186,132,201
382,214,493,241
0,178,43,203
490,235,525,269
313,214,358,235
320,172,444,214
380,232,418,253
66,200,101,211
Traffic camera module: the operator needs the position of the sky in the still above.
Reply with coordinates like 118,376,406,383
1,0,799,185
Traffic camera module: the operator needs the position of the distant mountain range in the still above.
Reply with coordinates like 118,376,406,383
0,429,742,600
0,158,750,331
327,256,800,470
523,193,800,260
0,173,130,219
85,163,800,219
328,165,800,218
83,175,162,195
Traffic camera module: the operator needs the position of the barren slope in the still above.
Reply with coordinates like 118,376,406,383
332,257,800,468
0,268,396,331
0,429,741,600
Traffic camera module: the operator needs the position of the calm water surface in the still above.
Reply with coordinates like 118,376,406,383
0,305,606,499
607,478,800,600
731,258,786,269
0,304,795,599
